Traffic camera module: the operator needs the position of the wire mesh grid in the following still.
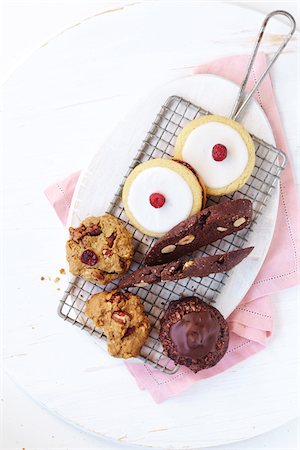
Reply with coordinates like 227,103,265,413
58,95,287,374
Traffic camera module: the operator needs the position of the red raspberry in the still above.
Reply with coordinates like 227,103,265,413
80,249,98,266
149,193,166,208
212,144,228,161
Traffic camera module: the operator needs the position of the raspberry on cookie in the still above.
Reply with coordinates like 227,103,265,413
122,158,205,238
85,289,150,358
66,214,133,285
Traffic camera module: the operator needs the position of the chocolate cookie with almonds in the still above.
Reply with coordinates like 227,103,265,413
85,289,150,358
66,214,133,285
144,199,253,266
119,246,254,288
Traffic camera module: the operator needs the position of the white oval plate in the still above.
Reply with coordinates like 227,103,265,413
69,74,278,319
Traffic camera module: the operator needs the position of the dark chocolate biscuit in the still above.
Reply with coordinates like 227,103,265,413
159,297,229,372
144,199,253,265
118,246,253,288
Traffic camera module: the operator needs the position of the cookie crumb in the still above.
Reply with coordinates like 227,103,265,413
48,276,51,281
59,268,66,275
57,288,61,291
40,276,45,281
54,277,60,283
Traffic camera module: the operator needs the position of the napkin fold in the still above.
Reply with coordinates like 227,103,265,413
45,53,300,403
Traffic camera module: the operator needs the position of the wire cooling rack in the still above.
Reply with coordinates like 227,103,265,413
58,95,287,374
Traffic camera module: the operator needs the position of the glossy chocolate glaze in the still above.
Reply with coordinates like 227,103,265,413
170,311,220,359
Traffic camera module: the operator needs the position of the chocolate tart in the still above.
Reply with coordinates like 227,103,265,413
159,296,229,373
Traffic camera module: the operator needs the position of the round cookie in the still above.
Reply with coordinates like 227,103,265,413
174,115,256,196
66,214,133,285
85,289,150,358
159,296,229,373
122,158,204,237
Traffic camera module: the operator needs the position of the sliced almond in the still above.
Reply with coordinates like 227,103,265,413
134,282,150,287
161,244,176,254
183,260,194,269
233,217,246,227
177,234,195,245
217,226,228,232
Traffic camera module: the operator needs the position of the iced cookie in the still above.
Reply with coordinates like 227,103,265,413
159,297,229,372
85,289,150,358
122,158,205,237
66,214,133,285
174,115,256,196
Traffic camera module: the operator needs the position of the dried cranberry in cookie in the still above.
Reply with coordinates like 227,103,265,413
80,249,98,266
122,158,205,237
66,214,133,285
174,115,256,196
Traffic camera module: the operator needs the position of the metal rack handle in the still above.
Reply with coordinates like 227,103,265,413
231,10,296,121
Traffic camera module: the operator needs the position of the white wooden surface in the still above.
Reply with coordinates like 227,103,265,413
2,1,299,449
3,372,300,449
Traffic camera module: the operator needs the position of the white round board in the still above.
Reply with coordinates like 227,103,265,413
70,73,278,319
2,2,298,449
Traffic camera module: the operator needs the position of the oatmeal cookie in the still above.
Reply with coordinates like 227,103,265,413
85,289,150,358
66,214,133,285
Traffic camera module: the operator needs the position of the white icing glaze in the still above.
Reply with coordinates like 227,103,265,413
127,167,193,233
182,122,248,188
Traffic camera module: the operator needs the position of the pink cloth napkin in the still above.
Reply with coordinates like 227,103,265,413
45,53,300,403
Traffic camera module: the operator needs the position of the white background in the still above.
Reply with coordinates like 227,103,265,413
0,1,299,449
